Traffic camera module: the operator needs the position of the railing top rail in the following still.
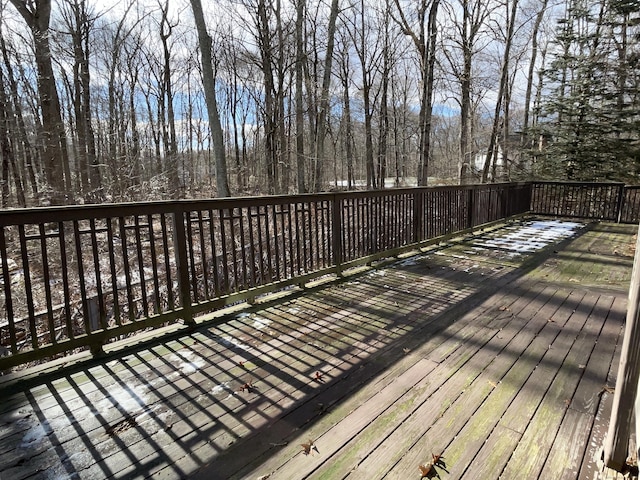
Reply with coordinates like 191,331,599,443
0,182,529,226
532,180,626,187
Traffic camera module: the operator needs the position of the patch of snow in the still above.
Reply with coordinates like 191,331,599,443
168,350,206,374
94,383,150,415
476,220,583,253
218,336,251,351
211,382,233,396
397,257,420,266
252,316,272,330
19,419,52,449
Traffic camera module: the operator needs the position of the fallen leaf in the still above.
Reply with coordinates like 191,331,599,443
432,451,445,467
236,379,255,393
301,439,315,455
314,371,324,381
498,306,510,311
403,348,411,354
419,463,434,477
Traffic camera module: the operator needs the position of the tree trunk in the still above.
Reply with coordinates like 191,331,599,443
522,0,548,148
459,0,472,184
481,0,518,183
160,1,180,198
295,0,306,193
0,35,38,197
392,0,439,187
313,0,340,192
9,0,69,204
190,0,230,197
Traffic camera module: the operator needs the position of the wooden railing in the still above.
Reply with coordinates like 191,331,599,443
0,182,531,370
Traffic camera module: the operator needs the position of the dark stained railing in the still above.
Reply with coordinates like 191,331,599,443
530,181,625,221
0,182,532,369
620,186,640,224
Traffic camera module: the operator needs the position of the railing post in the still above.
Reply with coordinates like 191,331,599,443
413,189,424,244
332,194,343,276
467,186,475,228
502,184,510,218
604,223,640,471
172,209,195,326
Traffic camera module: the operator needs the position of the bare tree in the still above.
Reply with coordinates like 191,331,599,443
8,0,70,203
440,0,495,184
0,75,26,206
294,0,306,193
312,0,340,192
392,0,440,186
481,0,519,182
190,0,230,197
0,31,38,199
521,0,549,149
58,0,102,200
157,0,180,197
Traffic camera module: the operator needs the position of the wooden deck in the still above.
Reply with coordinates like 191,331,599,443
0,218,637,480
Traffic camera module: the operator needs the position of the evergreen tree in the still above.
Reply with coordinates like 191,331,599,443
535,0,640,182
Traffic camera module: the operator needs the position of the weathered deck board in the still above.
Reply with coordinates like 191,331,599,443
0,219,636,480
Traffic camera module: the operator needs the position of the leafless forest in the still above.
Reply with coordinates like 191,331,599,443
1,0,638,207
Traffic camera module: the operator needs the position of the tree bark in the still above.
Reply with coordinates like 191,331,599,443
190,0,230,197
482,0,518,183
295,0,306,193
9,0,69,204
313,0,340,192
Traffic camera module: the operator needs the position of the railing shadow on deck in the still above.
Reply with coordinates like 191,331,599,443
0,219,603,480
0,183,533,371
0,180,638,373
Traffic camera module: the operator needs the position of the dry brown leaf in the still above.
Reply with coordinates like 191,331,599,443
236,379,254,393
419,463,434,477
301,439,315,455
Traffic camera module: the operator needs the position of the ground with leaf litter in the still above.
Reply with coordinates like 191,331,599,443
0,218,636,480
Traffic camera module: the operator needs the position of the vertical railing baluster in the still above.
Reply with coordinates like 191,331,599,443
160,214,175,311
58,222,74,339
247,207,257,288
197,210,210,299
146,215,161,314
615,184,625,223
134,215,149,319
332,194,342,275
229,208,240,291
271,204,280,280
89,220,106,330
0,228,17,354
208,209,221,297
38,224,55,343
71,221,91,341
238,207,249,290
106,217,120,325
18,225,37,350
185,211,199,301
118,216,135,323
